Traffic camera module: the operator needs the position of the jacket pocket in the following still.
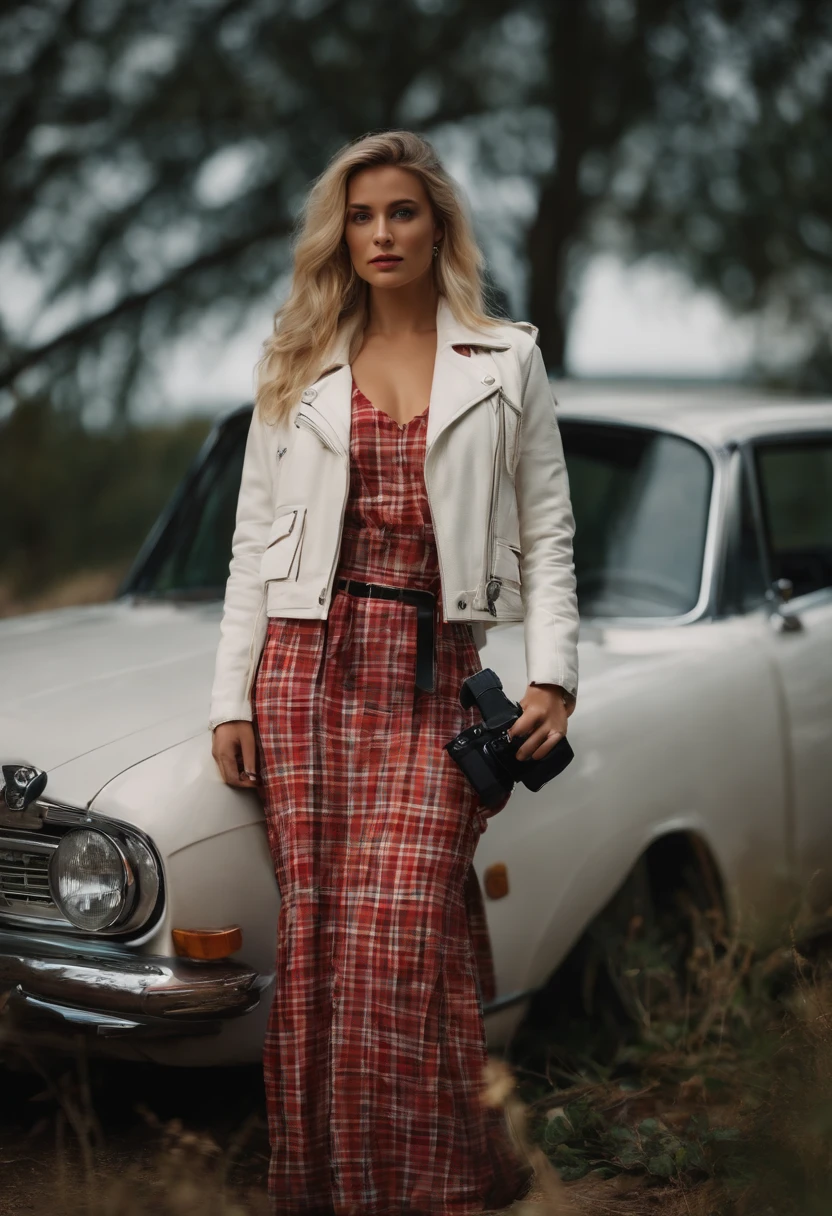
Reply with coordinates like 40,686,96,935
493,537,522,586
260,506,307,582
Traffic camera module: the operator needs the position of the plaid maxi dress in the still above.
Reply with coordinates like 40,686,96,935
252,369,531,1215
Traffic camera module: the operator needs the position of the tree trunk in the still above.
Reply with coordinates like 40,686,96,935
527,175,574,373
526,2,591,372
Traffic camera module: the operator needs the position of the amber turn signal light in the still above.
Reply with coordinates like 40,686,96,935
484,863,509,900
172,926,243,960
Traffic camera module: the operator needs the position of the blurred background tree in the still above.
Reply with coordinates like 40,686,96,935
1,0,830,609
1,0,830,428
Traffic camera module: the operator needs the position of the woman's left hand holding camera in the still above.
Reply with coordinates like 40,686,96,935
508,683,576,761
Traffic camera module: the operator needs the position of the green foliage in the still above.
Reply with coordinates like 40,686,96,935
517,882,832,1209
0,397,212,601
540,1098,742,1185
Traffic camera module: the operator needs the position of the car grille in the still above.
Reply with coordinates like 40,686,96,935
0,839,59,915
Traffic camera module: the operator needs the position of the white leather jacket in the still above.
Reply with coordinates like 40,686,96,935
209,295,579,729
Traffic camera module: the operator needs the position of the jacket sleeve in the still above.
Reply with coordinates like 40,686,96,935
208,405,274,730
514,340,580,703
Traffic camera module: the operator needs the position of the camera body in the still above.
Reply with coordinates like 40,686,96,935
444,668,574,808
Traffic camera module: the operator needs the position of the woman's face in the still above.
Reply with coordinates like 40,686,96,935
343,165,443,291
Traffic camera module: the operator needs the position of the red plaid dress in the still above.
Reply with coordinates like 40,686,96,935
252,371,530,1215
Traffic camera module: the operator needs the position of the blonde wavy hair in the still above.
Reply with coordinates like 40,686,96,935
254,129,506,425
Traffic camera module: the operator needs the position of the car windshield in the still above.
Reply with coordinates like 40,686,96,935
125,410,713,620
124,411,249,600
561,421,713,618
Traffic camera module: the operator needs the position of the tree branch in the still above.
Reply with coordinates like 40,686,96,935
0,219,290,389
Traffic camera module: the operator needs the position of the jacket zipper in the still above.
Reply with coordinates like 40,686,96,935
424,375,497,619
473,400,504,614
294,407,350,609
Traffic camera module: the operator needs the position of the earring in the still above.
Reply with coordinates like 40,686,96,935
433,245,439,258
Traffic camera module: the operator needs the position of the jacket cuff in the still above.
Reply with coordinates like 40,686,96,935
209,703,253,732
529,675,578,704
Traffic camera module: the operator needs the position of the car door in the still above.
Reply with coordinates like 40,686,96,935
743,431,832,906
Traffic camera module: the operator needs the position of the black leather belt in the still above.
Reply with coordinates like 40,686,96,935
336,577,436,693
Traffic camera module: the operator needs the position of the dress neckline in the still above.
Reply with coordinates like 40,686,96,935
352,376,428,430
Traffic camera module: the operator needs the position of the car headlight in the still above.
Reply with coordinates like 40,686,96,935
50,829,135,932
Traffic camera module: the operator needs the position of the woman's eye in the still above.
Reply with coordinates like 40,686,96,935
350,208,414,222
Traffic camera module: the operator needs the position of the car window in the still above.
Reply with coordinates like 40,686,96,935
754,437,832,598
126,414,248,597
129,411,715,617
560,422,713,618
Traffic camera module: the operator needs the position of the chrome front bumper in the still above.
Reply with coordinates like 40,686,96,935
0,930,267,1039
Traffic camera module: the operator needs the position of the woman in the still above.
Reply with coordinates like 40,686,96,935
210,130,579,1215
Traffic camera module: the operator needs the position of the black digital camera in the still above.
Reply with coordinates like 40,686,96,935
444,668,574,807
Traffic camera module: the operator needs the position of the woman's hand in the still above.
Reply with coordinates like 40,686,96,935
507,683,576,761
212,721,260,789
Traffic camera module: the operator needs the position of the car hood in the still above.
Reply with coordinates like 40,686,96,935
0,600,673,810
0,599,223,807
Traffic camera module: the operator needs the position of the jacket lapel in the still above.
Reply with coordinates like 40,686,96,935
295,309,363,455
297,363,353,455
299,295,515,456
428,298,515,451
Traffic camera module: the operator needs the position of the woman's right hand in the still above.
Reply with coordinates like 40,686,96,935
212,721,260,789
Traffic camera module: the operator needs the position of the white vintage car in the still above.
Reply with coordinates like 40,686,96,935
1,386,831,1066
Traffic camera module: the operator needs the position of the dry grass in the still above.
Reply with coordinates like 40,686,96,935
5,900,832,1214
0,1045,270,1215
505,897,832,1216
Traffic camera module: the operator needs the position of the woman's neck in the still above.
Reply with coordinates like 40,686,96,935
364,283,440,339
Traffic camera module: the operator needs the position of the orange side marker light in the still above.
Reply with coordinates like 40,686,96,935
172,926,243,960
484,863,510,900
